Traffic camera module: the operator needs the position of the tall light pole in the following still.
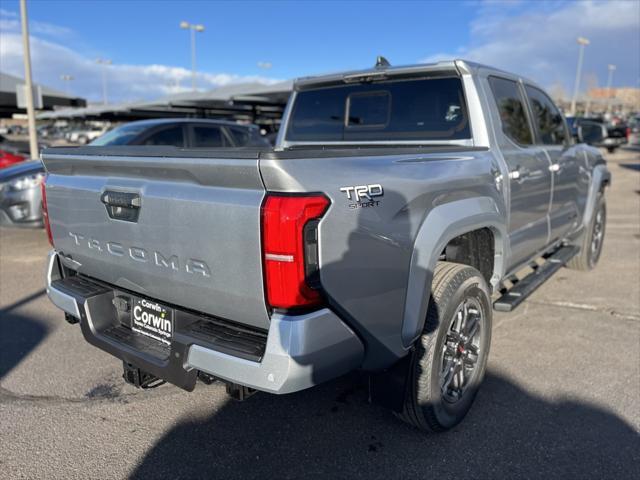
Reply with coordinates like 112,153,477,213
19,0,38,159
570,36,590,116
606,64,616,114
96,58,112,105
180,21,205,91
60,74,74,97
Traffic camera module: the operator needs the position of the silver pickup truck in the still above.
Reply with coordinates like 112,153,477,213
43,59,610,432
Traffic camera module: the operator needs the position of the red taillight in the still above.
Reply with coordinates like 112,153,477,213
41,177,54,246
261,194,330,310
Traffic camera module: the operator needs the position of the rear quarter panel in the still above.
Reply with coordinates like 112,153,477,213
260,148,506,369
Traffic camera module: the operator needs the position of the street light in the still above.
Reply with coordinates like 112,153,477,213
180,21,205,91
60,74,74,97
96,58,112,105
19,0,38,159
570,36,590,116
606,64,616,114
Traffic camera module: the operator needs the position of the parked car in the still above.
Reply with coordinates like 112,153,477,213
66,125,110,144
0,133,48,156
628,115,640,146
566,116,628,153
0,149,26,169
0,160,45,227
89,118,271,147
42,59,609,433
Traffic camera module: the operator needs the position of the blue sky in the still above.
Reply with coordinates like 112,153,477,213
1,0,638,102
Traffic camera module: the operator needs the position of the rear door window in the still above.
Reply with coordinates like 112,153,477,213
141,126,185,147
192,125,229,147
286,77,470,142
524,86,567,145
488,76,533,146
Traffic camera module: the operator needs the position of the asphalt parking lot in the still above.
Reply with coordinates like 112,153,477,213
1,148,639,480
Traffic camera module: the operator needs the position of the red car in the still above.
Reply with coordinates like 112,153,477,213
0,149,26,169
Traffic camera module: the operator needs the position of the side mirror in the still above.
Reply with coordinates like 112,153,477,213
578,121,606,146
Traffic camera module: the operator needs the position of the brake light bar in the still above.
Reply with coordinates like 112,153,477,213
261,194,330,310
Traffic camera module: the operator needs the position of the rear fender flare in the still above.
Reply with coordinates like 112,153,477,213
582,164,611,229
401,197,507,346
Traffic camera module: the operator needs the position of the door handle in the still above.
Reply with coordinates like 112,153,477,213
508,167,528,182
549,163,561,173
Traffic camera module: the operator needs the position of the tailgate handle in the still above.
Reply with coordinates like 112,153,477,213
101,191,141,222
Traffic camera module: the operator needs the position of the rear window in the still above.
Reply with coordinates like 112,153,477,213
286,77,470,142
90,123,147,146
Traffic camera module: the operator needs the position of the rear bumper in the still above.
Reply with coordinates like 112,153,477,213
46,250,364,394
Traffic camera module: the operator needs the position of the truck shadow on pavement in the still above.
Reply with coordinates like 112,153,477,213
0,289,50,379
131,371,639,479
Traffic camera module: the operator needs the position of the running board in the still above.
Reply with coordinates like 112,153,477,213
493,245,579,312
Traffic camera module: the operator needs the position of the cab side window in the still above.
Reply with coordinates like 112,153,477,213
525,86,567,146
142,126,185,147
488,77,533,146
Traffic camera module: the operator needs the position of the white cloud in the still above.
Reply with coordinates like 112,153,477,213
0,11,280,103
0,8,73,38
422,0,640,95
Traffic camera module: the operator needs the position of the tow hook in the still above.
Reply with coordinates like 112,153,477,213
122,362,165,389
225,382,257,401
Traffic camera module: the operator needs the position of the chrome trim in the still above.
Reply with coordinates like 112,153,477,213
46,250,81,319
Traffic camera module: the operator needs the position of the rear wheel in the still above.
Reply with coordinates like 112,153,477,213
396,262,492,432
567,194,606,271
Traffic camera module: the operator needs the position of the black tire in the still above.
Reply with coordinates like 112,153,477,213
567,194,606,271
606,146,616,154
396,262,492,432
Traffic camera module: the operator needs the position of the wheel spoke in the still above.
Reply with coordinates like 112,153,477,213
463,351,478,366
440,359,456,390
456,364,465,390
464,314,479,338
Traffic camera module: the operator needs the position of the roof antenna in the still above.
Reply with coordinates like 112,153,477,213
375,56,391,69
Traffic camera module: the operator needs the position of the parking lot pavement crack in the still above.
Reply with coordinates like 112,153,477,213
526,300,640,321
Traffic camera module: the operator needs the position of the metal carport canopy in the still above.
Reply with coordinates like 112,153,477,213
37,80,293,121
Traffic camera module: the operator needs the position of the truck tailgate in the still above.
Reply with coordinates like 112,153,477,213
42,148,270,330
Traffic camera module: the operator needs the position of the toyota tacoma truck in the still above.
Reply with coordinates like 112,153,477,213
42,59,610,432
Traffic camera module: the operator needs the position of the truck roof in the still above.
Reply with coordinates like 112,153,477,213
293,59,540,91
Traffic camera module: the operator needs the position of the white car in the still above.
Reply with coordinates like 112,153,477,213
67,125,109,144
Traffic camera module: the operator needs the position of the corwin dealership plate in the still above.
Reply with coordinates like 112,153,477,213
131,298,173,346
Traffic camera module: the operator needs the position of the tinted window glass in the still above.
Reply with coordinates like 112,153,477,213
227,127,251,146
488,77,532,145
347,92,390,127
142,126,184,147
192,126,226,147
286,77,470,142
90,123,147,146
525,86,567,145
230,127,270,147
